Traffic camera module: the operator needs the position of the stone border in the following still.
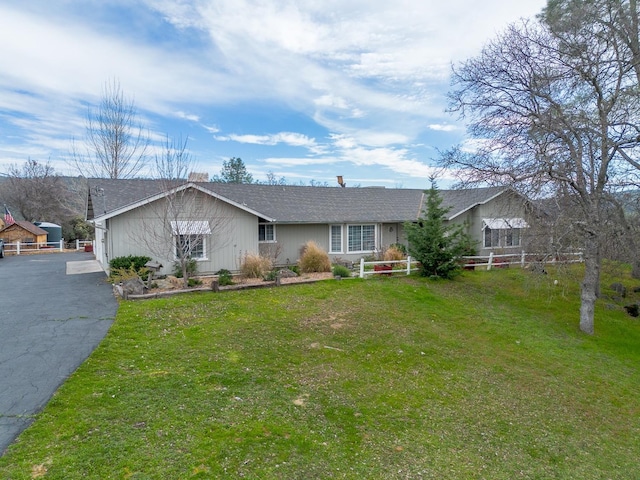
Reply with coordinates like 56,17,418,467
123,276,339,300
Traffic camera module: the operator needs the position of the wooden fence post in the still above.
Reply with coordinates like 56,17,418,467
359,258,365,278
406,256,411,275
521,250,526,268
16,240,20,255
487,252,494,271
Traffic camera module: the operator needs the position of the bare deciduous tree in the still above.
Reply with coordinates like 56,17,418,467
444,2,640,334
70,79,149,179
0,159,77,224
135,137,231,287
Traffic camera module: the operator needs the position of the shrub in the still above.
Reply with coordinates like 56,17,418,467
240,253,273,278
405,181,475,279
298,241,331,273
187,278,202,287
173,258,198,278
263,269,279,281
109,255,151,275
383,245,406,262
332,264,352,278
215,269,234,286
109,266,148,284
389,243,407,256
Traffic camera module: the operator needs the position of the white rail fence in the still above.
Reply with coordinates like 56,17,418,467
359,251,583,278
2,239,94,255
461,251,583,270
359,257,420,278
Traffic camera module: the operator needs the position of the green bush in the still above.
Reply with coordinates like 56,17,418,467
332,264,352,278
187,278,202,287
173,258,198,278
215,269,234,286
263,269,279,281
109,255,151,275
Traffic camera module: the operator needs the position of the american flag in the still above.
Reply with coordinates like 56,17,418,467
4,205,14,225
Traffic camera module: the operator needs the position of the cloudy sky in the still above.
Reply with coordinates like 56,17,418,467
0,0,547,188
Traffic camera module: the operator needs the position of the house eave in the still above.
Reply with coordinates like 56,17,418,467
447,188,510,221
90,182,276,223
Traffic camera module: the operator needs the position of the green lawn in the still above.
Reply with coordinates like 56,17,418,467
2,266,639,479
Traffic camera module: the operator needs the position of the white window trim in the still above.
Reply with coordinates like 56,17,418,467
329,224,343,254
347,224,377,253
175,234,208,261
482,218,527,249
483,227,522,248
259,223,276,243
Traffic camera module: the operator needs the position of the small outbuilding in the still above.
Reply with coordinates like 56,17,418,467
0,221,49,249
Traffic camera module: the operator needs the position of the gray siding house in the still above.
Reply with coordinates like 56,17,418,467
86,179,529,275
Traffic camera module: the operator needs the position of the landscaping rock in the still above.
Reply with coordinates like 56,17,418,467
277,268,298,278
610,282,627,298
121,277,146,297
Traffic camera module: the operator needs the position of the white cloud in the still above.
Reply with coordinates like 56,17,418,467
174,111,200,122
215,131,326,154
0,0,548,187
429,124,459,132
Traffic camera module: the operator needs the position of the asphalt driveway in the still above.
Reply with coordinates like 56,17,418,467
0,252,117,455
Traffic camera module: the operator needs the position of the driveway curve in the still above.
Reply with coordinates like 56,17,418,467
0,251,117,455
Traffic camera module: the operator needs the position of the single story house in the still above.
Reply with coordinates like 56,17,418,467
0,221,48,248
86,179,531,275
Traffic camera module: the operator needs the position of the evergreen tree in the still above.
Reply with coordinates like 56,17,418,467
405,181,475,279
212,157,253,184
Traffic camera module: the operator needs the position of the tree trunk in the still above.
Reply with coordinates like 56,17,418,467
632,259,640,280
182,261,189,289
580,233,600,335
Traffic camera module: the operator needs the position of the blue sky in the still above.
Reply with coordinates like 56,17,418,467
0,0,547,188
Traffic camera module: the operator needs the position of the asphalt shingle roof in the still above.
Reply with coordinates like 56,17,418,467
87,179,507,224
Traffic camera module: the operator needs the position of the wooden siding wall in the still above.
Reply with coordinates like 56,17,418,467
448,193,527,256
0,227,47,245
262,222,406,267
105,192,259,275
261,224,328,266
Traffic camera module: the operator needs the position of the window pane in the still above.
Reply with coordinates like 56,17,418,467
510,229,520,246
259,224,275,242
484,227,492,247
492,229,500,247
191,237,204,258
348,225,361,252
176,235,205,259
347,224,375,252
330,225,342,252
362,225,375,251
